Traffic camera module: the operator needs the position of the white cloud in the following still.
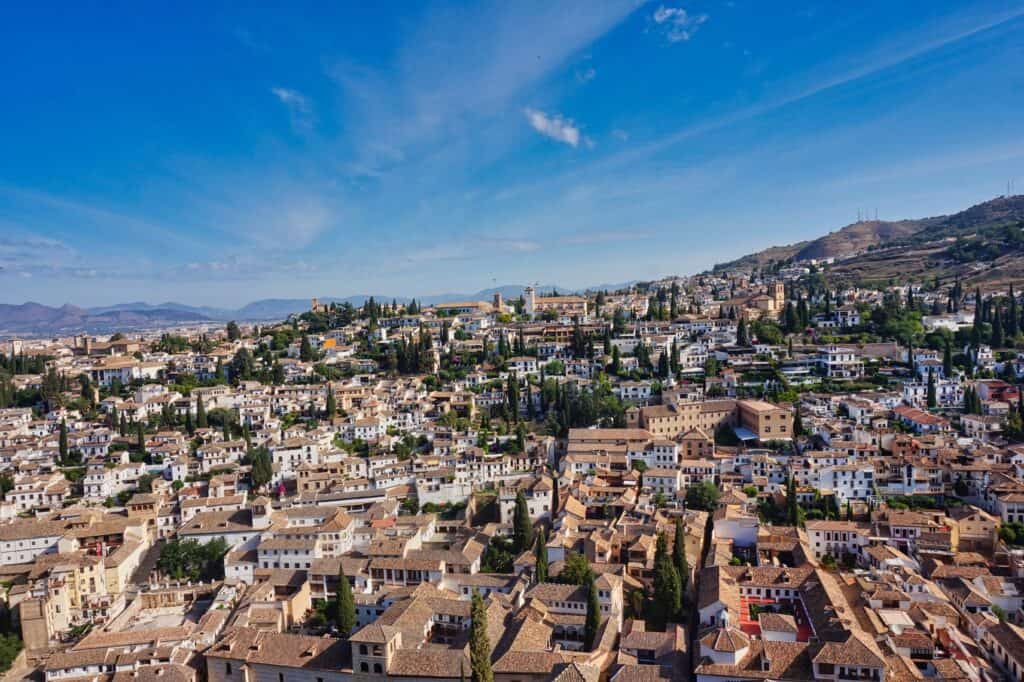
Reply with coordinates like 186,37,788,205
575,66,597,83
524,108,584,147
652,5,708,43
270,87,314,130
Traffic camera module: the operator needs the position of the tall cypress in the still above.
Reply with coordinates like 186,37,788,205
513,491,534,554
1010,284,1020,338
58,420,68,462
196,395,208,429
584,577,601,650
673,517,690,598
926,368,937,408
336,563,356,636
535,527,548,584
469,591,494,682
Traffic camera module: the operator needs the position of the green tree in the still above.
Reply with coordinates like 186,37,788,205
736,318,749,346
136,422,147,460
559,552,593,585
584,577,601,650
336,563,356,636
512,491,534,553
673,518,690,599
196,395,208,429
469,591,494,682
325,387,337,420
926,368,937,408
535,526,548,583
226,320,241,341
300,335,316,362
58,420,68,462
651,533,681,630
250,445,274,490
685,481,720,511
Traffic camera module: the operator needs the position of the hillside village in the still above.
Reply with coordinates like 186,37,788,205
3,271,1024,682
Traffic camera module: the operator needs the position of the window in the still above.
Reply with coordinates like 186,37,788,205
226,663,232,674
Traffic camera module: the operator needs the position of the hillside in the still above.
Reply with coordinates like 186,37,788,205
714,194,1024,273
0,303,211,336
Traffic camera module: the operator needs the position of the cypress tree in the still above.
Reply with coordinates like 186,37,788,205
336,563,356,636
58,420,68,462
652,535,681,630
673,518,690,598
326,387,337,419
737,318,749,346
136,422,146,459
196,395,208,429
1010,284,1020,338
993,308,1004,348
943,339,953,378
513,491,534,554
469,591,494,682
535,526,548,584
926,368,937,408
185,409,194,436
584,577,601,650
110,406,119,432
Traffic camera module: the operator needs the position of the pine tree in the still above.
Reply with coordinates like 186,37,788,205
584,577,601,650
469,591,494,682
535,526,548,584
513,491,534,554
336,563,356,636
196,395,208,429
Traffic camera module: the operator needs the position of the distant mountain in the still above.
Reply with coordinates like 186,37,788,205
0,302,210,336
0,282,623,337
714,194,1024,274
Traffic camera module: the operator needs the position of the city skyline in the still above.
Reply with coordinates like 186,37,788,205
2,1,1023,307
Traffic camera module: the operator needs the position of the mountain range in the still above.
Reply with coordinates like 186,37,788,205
0,284,617,336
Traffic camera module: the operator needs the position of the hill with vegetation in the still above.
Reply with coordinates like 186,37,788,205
714,194,1024,289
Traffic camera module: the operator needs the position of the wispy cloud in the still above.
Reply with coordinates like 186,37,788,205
402,236,540,264
327,0,637,175
524,108,585,148
575,66,597,83
270,87,314,131
560,230,653,245
651,5,708,43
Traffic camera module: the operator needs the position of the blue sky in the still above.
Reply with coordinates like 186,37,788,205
2,1,1023,307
